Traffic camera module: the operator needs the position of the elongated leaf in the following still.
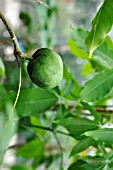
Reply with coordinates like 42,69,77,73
85,0,113,57
70,28,113,70
17,139,43,158
68,159,105,170
62,80,76,97
80,69,113,102
0,83,7,100
63,65,80,98
94,42,113,69
0,88,58,116
0,57,5,78
105,36,113,51
69,28,89,60
81,102,101,123
70,137,95,157
16,88,58,116
54,117,99,138
84,128,113,144
80,163,105,170
11,165,33,170
68,160,85,170
55,104,69,120
60,166,64,170
82,62,94,76
81,156,105,167
0,103,18,164
68,39,89,60
71,28,88,50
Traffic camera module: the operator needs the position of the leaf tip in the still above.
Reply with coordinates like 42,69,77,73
83,131,88,137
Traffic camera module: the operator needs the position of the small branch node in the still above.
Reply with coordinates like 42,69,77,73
12,37,16,41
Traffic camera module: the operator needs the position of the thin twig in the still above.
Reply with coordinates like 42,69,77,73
23,124,71,137
53,131,63,167
11,68,21,113
25,124,53,132
56,130,71,137
0,11,30,60
37,0,50,9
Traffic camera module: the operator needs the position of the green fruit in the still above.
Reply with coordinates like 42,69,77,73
27,48,63,89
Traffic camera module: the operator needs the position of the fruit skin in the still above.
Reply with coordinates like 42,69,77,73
27,48,63,89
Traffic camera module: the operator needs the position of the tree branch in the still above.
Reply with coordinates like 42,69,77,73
0,11,31,60
22,123,70,137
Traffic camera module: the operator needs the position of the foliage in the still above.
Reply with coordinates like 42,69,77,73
1,0,113,170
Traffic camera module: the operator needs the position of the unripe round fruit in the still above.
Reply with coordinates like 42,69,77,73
27,48,63,89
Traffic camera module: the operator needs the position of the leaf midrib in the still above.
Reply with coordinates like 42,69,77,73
18,97,57,104
63,122,97,127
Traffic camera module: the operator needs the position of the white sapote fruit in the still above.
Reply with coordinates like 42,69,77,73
27,48,63,89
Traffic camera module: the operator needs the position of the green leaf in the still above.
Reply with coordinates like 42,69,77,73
60,166,64,170
0,88,58,116
11,165,33,170
62,80,75,97
55,104,69,120
68,39,89,60
70,28,88,50
94,42,113,69
63,65,80,98
0,57,5,78
80,69,113,102
62,80,80,100
84,128,113,144
32,155,43,169
30,116,45,138
81,102,101,124
0,83,7,100
79,165,96,170
82,61,94,76
68,160,85,170
69,28,113,70
63,65,74,81
70,137,95,157
17,139,44,158
103,86,113,100
54,117,99,138
85,0,113,57
68,159,105,170
81,156,105,167
17,88,58,116
80,163,105,170
105,36,113,51
0,103,18,164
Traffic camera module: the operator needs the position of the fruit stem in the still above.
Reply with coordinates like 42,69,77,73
0,11,30,60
